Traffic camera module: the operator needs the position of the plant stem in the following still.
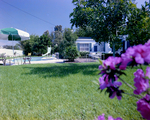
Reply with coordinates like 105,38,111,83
140,64,143,70
119,77,145,98
119,77,135,90
124,92,141,100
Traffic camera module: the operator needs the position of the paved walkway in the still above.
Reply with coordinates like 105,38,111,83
65,58,97,63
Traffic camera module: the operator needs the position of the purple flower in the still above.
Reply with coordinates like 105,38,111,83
134,69,149,95
99,65,106,75
145,67,150,79
119,47,135,70
97,114,122,120
99,74,122,90
108,87,124,100
97,113,105,120
119,53,133,70
120,44,150,69
133,44,150,64
103,57,122,70
137,94,150,120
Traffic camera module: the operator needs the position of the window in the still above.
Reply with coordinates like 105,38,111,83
80,43,90,52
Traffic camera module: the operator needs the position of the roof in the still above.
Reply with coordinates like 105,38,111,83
77,37,94,41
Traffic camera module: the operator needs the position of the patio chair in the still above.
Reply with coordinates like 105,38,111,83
0,53,6,65
23,53,31,64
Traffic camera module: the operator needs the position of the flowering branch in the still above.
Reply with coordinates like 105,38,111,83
97,41,150,119
118,77,135,90
124,92,141,100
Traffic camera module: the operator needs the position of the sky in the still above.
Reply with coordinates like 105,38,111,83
0,0,149,46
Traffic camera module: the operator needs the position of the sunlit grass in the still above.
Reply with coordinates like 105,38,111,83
0,62,145,119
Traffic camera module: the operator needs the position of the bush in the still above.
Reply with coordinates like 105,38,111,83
65,46,79,62
79,52,89,58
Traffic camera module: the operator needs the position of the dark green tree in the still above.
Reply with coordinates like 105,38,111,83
74,27,93,37
20,33,52,56
54,25,62,32
70,0,133,56
32,34,52,55
51,25,63,53
64,45,79,62
126,2,150,46
59,28,78,59
20,34,38,55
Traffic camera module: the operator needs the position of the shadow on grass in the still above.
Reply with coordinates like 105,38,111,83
23,63,99,78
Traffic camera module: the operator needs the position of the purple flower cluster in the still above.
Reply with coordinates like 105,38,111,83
97,114,122,120
120,43,150,69
103,57,122,70
133,67,150,95
99,74,123,100
99,57,124,100
98,41,150,119
137,94,150,120
99,75,122,90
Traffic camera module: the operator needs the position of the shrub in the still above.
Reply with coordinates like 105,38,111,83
79,52,90,58
64,46,79,62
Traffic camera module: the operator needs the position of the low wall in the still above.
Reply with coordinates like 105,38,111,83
0,48,23,56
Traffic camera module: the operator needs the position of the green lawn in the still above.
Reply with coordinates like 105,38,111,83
0,62,144,119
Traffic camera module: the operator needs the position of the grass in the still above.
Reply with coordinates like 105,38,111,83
0,62,145,119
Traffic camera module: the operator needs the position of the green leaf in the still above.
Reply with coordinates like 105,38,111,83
98,58,103,65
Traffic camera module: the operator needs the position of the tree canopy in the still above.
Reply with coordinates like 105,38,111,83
20,32,52,56
126,2,150,45
59,28,78,59
70,0,135,55
74,27,93,37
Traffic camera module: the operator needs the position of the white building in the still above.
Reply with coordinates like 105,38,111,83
76,37,112,53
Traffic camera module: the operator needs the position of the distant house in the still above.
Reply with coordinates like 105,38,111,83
117,35,130,54
76,37,112,53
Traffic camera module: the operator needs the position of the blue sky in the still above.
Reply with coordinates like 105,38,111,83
0,0,149,46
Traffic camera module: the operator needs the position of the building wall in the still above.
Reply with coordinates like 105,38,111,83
76,37,112,53
0,48,23,56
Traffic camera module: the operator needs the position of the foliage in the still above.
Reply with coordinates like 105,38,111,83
59,28,78,59
20,33,52,56
74,27,93,37
52,31,63,53
64,45,79,61
126,2,150,46
34,34,51,55
109,39,123,51
70,0,133,53
3,44,22,50
20,35,35,55
79,51,89,58
54,25,62,32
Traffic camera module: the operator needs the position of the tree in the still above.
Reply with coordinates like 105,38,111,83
59,28,78,59
54,25,62,32
51,25,63,53
14,43,22,50
126,2,150,46
70,0,133,56
74,27,93,37
20,35,39,55
64,45,79,62
20,33,52,56
32,33,52,55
